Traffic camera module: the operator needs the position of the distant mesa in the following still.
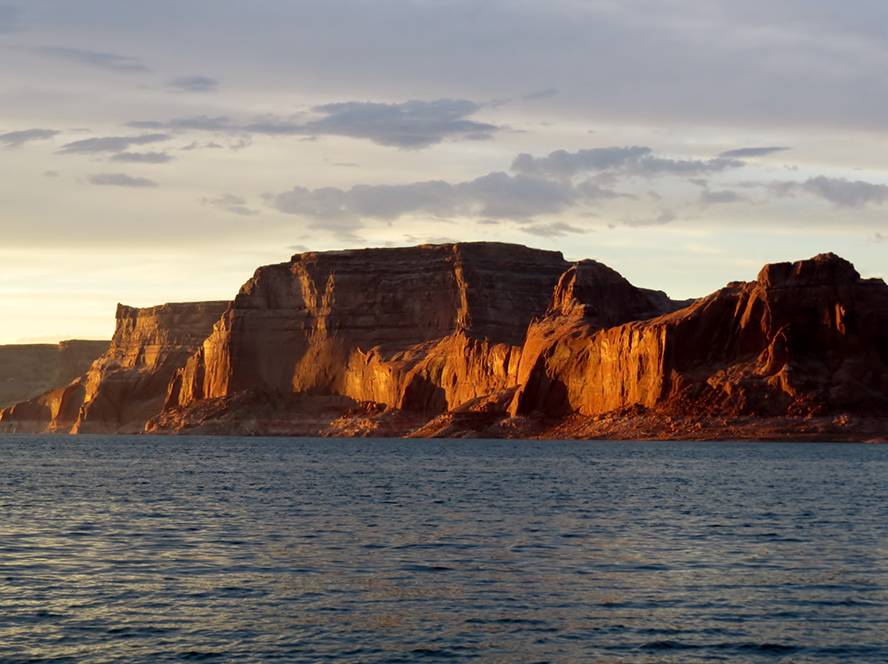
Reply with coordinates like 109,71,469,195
0,340,109,409
0,302,227,434
3,243,888,441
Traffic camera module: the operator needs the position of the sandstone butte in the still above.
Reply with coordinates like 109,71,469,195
2,242,888,441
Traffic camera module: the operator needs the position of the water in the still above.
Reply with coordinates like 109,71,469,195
1,436,887,663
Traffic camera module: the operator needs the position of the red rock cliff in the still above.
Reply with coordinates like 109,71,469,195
165,243,570,415
510,253,888,419
0,301,228,434
151,242,687,435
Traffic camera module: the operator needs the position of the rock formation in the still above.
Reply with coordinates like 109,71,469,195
510,253,888,422
5,243,888,441
0,340,109,408
149,243,584,434
0,301,228,434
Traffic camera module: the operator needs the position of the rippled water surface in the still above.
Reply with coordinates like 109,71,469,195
2,436,888,663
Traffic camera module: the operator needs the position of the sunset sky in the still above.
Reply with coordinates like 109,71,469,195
3,0,888,343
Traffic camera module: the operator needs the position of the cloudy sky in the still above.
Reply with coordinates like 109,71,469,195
2,0,888,343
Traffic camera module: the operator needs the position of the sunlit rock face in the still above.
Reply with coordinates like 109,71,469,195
151,242,693,435
164,243,571,417
510,253,888,419
0,340,110,409
7,244,886,439
0,301,228,434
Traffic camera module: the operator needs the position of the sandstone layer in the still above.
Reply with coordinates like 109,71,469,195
0,301,228,434
0,340,109,408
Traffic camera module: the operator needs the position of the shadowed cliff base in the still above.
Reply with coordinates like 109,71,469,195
4,242,888,441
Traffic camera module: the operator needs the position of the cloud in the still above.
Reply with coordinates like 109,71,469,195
777,176,888,208
269,171,576,223
0,128,59,147
206,194,258,216
633,156,743,176
167,76,219,92
59,134,170,154
622,209,676,228
520,221,586,237
511,146,743,179
296,99,500,147
128,99,501,148
88,173,158,188
110,151,172,164
180,141,224,151
719,146,790,158
512,146,652,178
577,180,624,200
698,190,745,206
129,116,232,131
39,46,148,72
523,88,558,100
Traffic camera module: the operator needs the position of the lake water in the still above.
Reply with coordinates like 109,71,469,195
1,436,887,663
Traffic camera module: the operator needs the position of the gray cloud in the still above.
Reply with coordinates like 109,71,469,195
128,99,501,149
512,146,653,178
622,209,676,228
0,128,59,147
88,173,158,188
520,221,586,237
298,99,499,147
719,146,790,158
633,156,743,176
23,2,888,134
523,88,558,100
699,190,745,206
167,75,219,92
110,151,172,164
129,116,231,131
774,176,888,208
512,146,743,179
577,180,625,200
180,141,225,150
59,134,170,154
270,171,576,222
39,46,149,72
207,194,259,216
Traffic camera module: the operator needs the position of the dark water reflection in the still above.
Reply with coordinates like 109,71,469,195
1,436,887,662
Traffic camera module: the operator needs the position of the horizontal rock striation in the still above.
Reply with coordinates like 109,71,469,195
0,301,228,434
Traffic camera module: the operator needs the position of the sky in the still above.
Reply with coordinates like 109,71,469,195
2,0,888,343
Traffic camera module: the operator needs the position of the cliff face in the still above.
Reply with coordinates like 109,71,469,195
162,244,567,415
0,301,228,434
6,243,886,440
0,340,110,408
510,253,888,420
149,243,688,435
